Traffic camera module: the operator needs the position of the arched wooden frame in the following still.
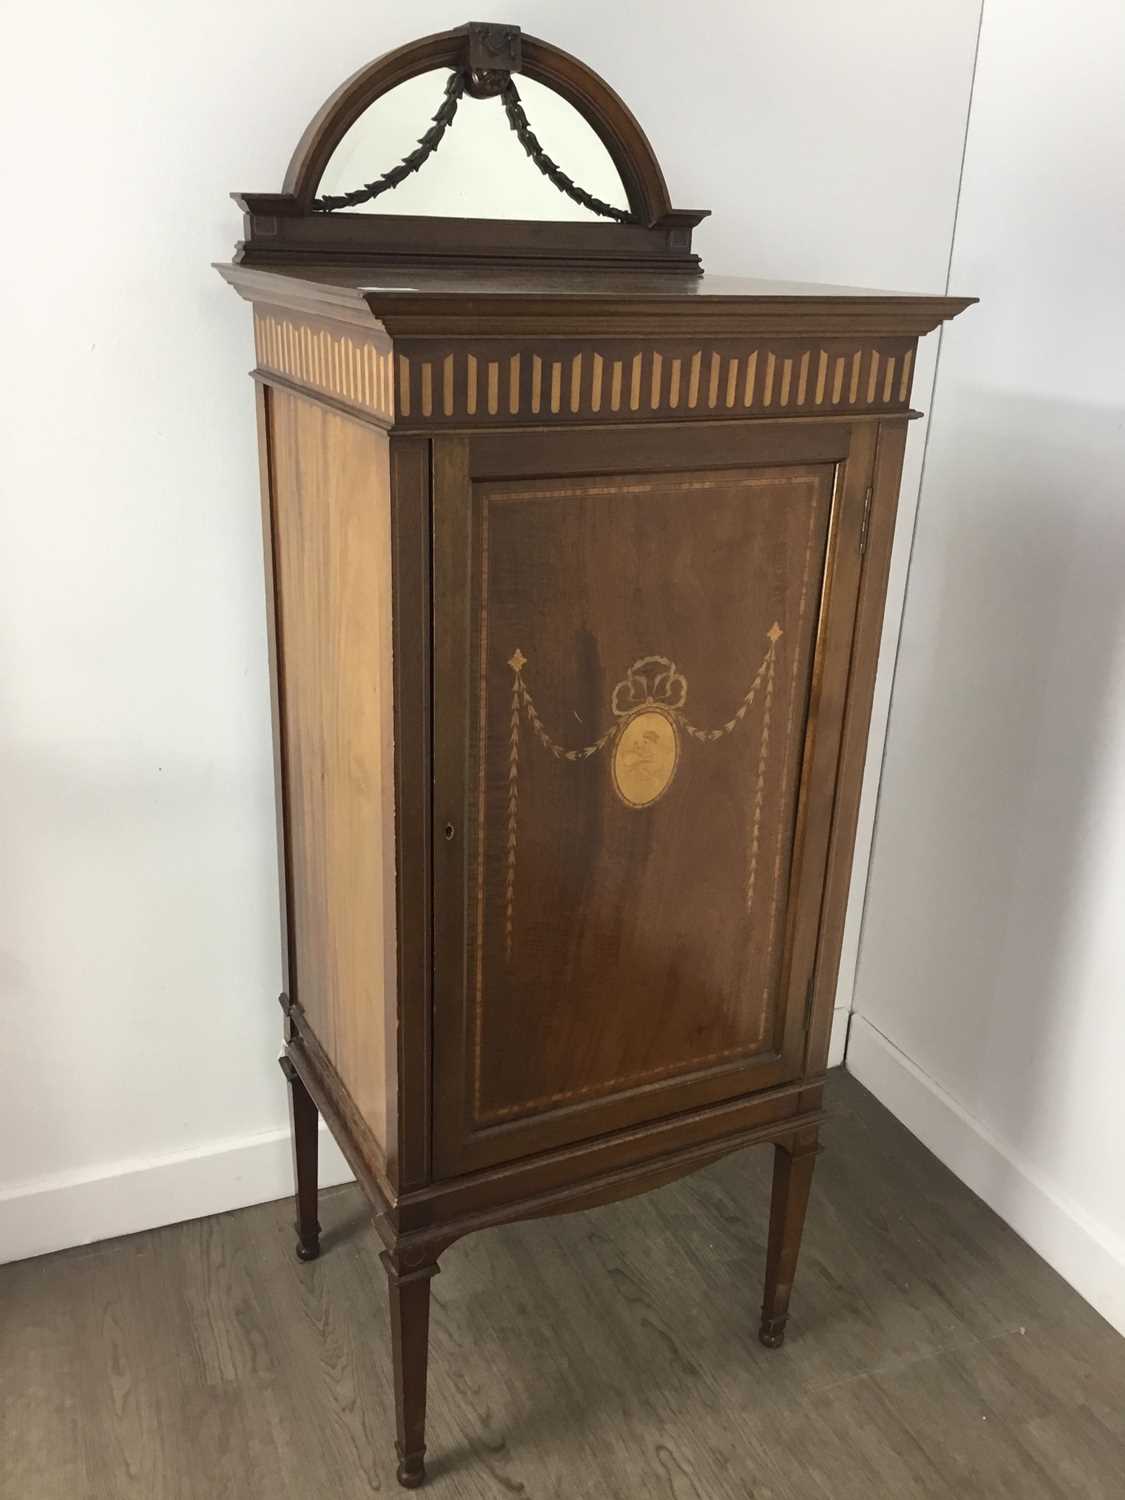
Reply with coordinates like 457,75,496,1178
232,22,708,274
285,26,674,226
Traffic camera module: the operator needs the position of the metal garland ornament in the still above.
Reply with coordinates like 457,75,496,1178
314,69,635,223
498,79,634,223
314,71,466,212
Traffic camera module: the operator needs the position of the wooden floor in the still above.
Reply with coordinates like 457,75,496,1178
3,1072,1123,1499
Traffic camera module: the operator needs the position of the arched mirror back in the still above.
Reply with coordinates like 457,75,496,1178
233,22,708,275
315,69,631,224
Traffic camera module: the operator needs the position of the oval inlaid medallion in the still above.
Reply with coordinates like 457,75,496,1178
612,708,680,809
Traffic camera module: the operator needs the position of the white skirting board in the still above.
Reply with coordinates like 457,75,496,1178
826,1005,850,1070
846,1015,1125,1338
2,1013,854,1267
0,1121,355,1267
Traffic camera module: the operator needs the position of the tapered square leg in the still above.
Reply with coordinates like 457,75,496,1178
382,1251,439,1488
759,1129,819,1348
280,1055,321,1261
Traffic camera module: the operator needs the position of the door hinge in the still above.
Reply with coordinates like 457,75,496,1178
858,485,873,557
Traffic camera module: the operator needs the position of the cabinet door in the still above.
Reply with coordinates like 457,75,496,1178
432,422,871,1176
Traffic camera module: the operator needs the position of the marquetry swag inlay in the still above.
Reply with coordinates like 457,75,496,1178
254,309,917,427
502,625,783,963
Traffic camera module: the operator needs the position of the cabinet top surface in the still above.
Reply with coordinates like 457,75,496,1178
219,262,974,338
223,261,970,306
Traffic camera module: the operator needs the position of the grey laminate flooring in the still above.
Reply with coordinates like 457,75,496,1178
3,1072,1123,1499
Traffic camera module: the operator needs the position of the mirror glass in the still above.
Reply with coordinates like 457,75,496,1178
317,70,629,221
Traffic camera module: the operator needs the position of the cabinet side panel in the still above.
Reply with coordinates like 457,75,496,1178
268,388,395,1159
804,419,903,1077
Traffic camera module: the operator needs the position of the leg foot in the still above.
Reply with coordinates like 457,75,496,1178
383,1250,439,1490
396,1456,426,1489
281,1055,321,1263
759,1129,818,1349
758,1313,788,1349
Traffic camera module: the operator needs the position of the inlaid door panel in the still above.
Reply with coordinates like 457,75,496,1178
433,424,868,1176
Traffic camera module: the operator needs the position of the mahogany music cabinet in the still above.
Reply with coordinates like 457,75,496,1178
219,22,973,1487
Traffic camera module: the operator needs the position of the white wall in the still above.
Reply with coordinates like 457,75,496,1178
0,0,982,1262
849,0,1125,1336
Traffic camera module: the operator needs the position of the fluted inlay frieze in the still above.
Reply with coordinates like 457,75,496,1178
254,310,395,422
251,312,916,430
394,337,916,426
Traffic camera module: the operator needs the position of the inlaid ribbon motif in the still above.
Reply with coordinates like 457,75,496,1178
502,624,782,961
